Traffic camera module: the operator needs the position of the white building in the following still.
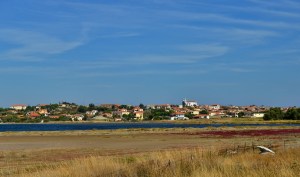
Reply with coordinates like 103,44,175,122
252,113,265,118
182,98,198,107
210,104,221,110
86,110,98,116
170,112,189,120
10,104,27,111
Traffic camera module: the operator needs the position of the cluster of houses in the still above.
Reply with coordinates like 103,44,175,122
5,99,272,122
151,99,268,120
9,103,85,121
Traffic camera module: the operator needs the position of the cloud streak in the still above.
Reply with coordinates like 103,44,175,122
0,29,85,61
249,0,300,9
77,68,208,78
165,11,300,30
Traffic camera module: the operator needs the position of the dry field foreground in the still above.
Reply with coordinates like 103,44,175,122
0,127,300,176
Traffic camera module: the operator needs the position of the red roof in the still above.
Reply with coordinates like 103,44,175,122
28,112,40,117
174,112,185,115
37,104,49,107
11,104,27,107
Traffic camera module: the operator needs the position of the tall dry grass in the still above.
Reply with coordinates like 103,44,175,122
14,147,300,177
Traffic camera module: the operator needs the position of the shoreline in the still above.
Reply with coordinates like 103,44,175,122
0,126,299,135
1,118,300,124
0,121,299,133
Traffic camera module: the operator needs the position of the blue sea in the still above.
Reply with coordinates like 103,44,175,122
0,122,299,132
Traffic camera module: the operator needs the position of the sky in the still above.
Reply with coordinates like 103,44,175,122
0,0,300,107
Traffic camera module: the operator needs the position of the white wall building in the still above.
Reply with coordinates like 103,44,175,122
170,112,189,120
252,113,265,118
210,104,221,110
182,98,198,107
10,104,27,110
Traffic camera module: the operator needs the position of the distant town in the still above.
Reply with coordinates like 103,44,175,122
0,99,299,123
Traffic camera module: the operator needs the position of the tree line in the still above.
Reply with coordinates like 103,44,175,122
264,107,300,120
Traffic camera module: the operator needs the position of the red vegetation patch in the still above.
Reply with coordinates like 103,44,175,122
178,129,300,138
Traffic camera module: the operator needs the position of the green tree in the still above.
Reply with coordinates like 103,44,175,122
152,109,171,117
139,103,145,109
43,104,59,112
88,103,95,111
238,112,245,118
77,105,87,113
97,106,109,112
185,112,194,119
25,106,35,112
58,116,70,121
263,107,284,120
143,110,152,120
2,115,20,123
200,110,208,114
149,109,173,120
122,113,135,121
119,105,128,109
284,108,300,120
83,114,88,121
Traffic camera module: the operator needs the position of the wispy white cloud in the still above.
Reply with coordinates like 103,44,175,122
223,28,279,44
229,68,255,73
165,11,300,29
73,55,210,67
73,60,126,69
185,1,300,18
230,28,278,37
60,1,151,29
99,32,141,38
172,25,278,45
248,0,282,7
249,0,300,9
63,1,130,14
254,8,300,18
285,0,300,8
126,44,229,64
0,29,85,61
178,44,229,54
73,43,229,66
129,55,201,64
0,65,71,76
77,68,207,78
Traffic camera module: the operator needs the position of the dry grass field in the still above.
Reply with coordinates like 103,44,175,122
19,147,300,177
0,126,300,176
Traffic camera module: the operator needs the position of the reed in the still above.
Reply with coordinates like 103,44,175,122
16,146,300,177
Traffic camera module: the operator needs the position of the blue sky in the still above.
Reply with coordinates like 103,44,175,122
0,0,299,107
